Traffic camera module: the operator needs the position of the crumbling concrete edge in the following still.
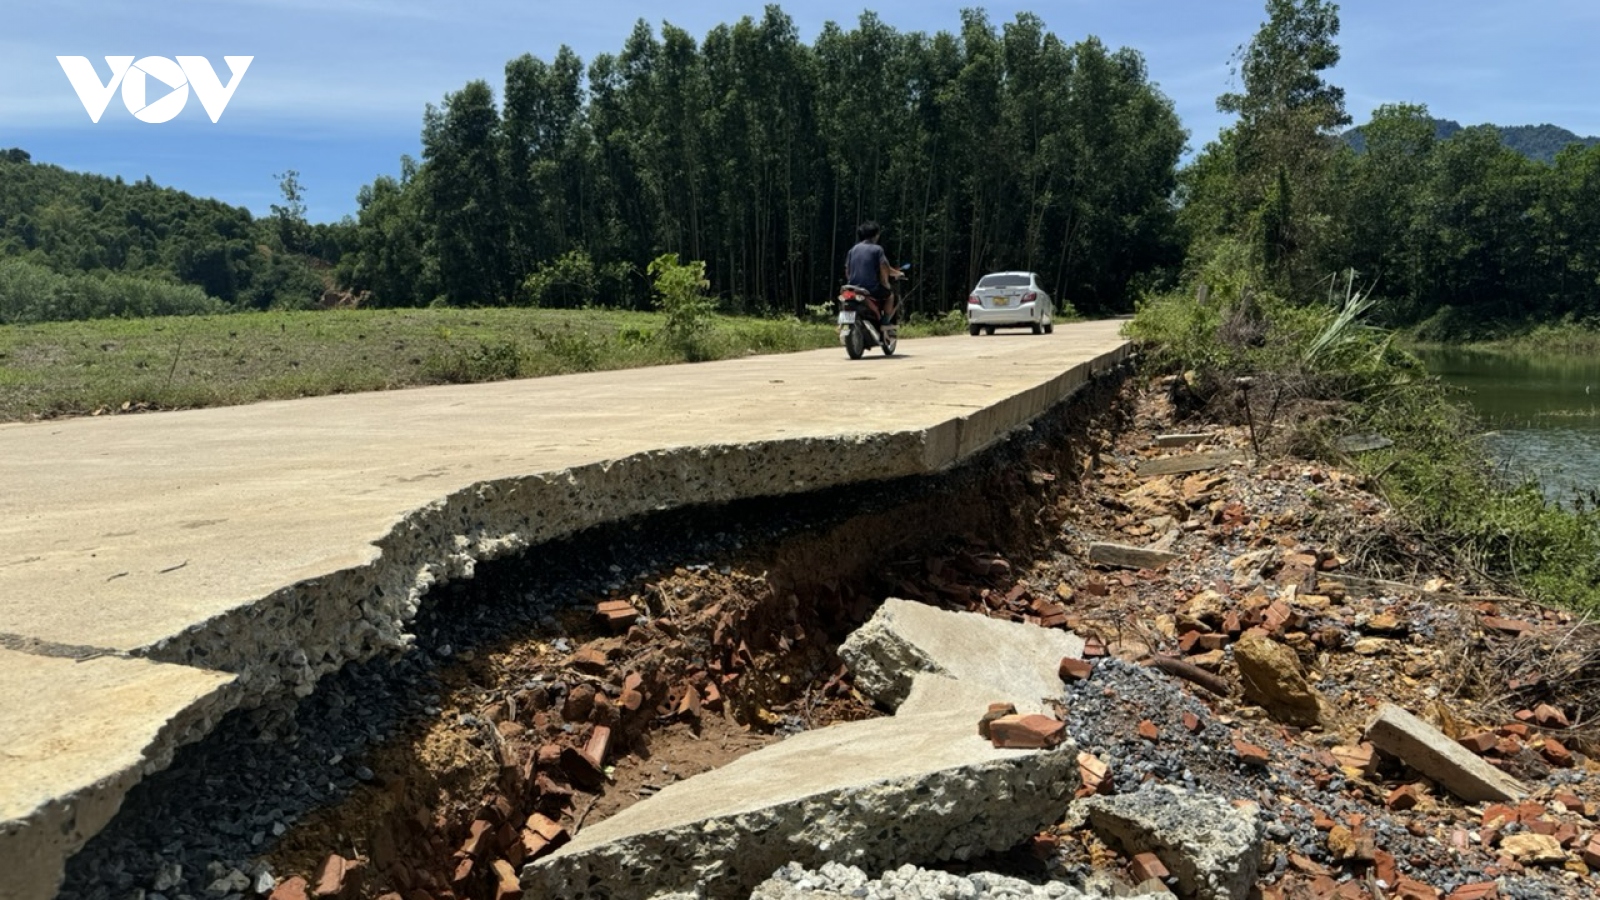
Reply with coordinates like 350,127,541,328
142,341,1133,711
523,744,1080,900
1,670,235,900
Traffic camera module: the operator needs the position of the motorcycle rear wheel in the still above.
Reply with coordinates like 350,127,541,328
845,322,866,359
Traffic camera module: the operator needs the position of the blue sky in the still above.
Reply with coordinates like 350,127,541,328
4,1,1598,223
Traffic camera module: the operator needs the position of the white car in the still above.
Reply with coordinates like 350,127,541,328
966,271,1054,335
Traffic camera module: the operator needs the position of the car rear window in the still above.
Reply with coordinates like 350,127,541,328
977,274,1030,288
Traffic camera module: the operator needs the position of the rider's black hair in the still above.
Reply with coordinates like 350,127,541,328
856,221,881,241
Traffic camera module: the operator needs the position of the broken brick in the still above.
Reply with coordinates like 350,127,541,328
989,714,1066,750
558,746,605,790
677,684,703,719
270,877,311,900
595,599,639,630
1058,657,1093,682
491,860,522,900
1458,732,1498,755
1540,738,1574,768
1393,876,1440,900
1181,712,1202,733
582,724,612,769
570,647,609,673
1129,851,1169,882
1137,719,1160,742
1582,835,1600,868
1533,703,1571,729
1082,637,1108,658
1077,751,1111,794
462,818,496,858
978,702,1018,739
313,855,365,900
1386,784,1422,811
1232,739,1270,767
1445,884,1498,900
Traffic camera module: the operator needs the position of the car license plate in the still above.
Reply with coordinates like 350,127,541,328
992,296,1009,306
837,311,856,324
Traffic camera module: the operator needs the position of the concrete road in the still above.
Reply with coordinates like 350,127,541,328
0,321,1131,900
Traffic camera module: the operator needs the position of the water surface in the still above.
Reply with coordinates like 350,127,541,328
1413,347,1600,507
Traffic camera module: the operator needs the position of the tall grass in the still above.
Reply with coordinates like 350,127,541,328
1128,283,1600,611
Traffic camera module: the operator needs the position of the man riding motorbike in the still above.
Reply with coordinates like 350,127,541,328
843,220,903,327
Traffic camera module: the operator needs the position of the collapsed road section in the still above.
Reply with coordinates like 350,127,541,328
0,323,1132,900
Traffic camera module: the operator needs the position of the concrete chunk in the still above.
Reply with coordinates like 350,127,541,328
521,708,1078,899
1137,450,1244,477
1364,703,1527,802
1076,786,1264,900
1087,542,1181,571
0,649,235,900
838,598,1084,712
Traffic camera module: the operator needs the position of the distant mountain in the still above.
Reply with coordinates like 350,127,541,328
1343,118,1600,163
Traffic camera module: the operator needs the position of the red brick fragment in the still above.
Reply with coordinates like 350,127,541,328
1177,631,1202,654
583,725,612,769
270,877,311,900
989,714,1066,750
1181,712,1202,733
313,855,365,900
595,599,639,630
1582,835,1600,868
491,860,522,900
1445,883,1498,900
1533,703,1571,728
1082,636,1108,658
1512,708,1535,724
1077,751,1111,794
1058,657,1093,682
1498,722,1530,738
1393,876,1440,900
558,746,605,790
570,647,609,673
677,684,702,719
1137,719,1160,742
1552,791,1584,813
978,702,1018,739
1540,738,1574,768
1458,731,1498,755
1481,616,1533,635
1386,784,1421,811
451,856,475,888
1232,739,1270,766
1374,849,1398,887
1129,851,1169,882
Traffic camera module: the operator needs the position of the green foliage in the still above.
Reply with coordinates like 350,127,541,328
0,258,222,324
1129,288,1600,610
422,338,525,383
647,253,714,352
0,151,335,318
332,8,1183,318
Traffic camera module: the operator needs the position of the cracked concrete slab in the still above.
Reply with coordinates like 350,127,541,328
841,597,1085,713
527,600,1091,898
0,648,235,900
0,325,1130,899
1074,786,1264,900
521,707,1078,899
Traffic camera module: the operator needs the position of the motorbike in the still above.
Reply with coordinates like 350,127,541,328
836,264,907,359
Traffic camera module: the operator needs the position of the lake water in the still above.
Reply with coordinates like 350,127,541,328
1414,347,1600,508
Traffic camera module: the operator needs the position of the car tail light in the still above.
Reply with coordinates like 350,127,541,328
1022,292,1037,303
967,295,980,305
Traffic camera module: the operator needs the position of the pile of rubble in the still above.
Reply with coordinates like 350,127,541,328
243,378,1600,900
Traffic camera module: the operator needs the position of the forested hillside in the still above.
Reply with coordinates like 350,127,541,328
1344,117,1600,164
337,8,1188,316
0,149,343,323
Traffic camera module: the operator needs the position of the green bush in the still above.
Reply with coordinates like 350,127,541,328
647,254,714,358
0,258,222,324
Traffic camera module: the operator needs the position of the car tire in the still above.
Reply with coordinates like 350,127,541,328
984,325,995,335
1031,322,1042,335
1044,321,1054,334
968,324,981,337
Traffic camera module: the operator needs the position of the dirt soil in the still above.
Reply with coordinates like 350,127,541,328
263,375,1600,900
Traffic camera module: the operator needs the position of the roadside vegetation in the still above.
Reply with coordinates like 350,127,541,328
1126,1,1600,610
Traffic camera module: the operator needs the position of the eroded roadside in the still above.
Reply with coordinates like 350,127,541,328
60,368,1600,900
57,368,1130,900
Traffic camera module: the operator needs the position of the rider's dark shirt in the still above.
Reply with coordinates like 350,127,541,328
846,241,887,291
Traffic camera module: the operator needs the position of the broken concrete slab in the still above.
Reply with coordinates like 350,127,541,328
749,860,1157,899
1364,703,1527,802
1153,433,1213,448
0,328,1132,898
520,708,1078,900
1075,786,1264,900
1087,542,1181,571
1137,450,1245,478
0,648,235,900
838,597,1085,713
